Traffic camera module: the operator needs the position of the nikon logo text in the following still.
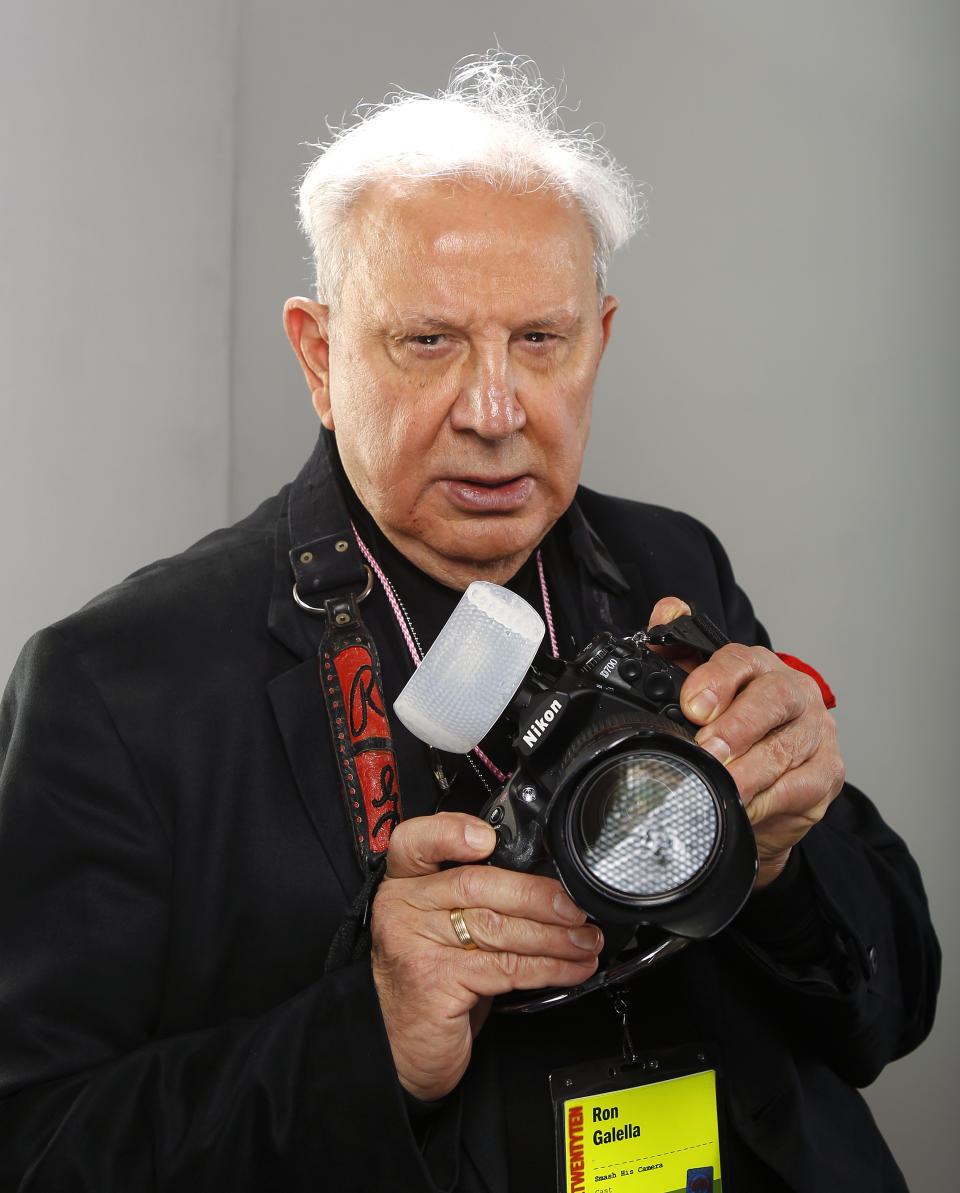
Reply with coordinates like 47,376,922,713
522,699,563,749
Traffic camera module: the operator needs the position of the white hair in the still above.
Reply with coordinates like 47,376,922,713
297,51,643,304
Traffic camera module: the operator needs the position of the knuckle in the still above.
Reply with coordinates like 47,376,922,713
470,906,504,944
791,671,821,712
451,864,485,907
801,791,833,829
721,641,763,675
761,754,843,829
755,670,803,726
494,950,522,980
515,873,554,916
770,668,802,705
717,711,752,751
766,729,797,774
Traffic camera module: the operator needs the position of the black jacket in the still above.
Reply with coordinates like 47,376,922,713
0,439,939,1190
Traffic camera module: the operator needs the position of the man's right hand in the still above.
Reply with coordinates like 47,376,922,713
370,812,603,1103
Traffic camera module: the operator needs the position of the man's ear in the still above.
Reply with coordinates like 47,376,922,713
283,297,335,429
598,295,618,356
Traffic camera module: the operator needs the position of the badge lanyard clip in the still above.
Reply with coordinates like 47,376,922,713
609,986,640,1068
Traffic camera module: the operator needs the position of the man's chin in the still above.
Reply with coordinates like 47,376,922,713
408,521,552,589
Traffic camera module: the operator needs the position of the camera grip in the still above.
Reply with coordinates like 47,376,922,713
480,778,547,873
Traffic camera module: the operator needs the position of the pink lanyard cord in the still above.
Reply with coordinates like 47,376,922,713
536,548,560,659
353,525,423,666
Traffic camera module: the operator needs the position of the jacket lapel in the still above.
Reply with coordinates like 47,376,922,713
267,658,362,901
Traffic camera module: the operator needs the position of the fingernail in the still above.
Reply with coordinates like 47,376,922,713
698,734,731,764
465,823,496,852
553,891,582,923
687,689,719,722
569,925,602,951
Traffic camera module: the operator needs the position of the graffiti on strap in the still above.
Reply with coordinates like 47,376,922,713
323,641,402,860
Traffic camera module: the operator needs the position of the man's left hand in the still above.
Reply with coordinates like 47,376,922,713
649,598,846,888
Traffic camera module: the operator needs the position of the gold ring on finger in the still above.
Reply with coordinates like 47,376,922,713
450,907,477,950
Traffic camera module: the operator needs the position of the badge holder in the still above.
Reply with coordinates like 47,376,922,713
550,990,728,1193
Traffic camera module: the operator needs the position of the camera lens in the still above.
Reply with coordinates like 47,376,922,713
572,752,720,898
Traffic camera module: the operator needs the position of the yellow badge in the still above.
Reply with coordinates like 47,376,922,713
562,1069,721,1193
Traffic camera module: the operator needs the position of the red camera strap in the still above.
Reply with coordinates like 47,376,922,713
775,653,836,709
318,591,403,871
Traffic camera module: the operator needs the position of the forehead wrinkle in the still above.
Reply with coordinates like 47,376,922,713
425,235,582,290
337,181,599,328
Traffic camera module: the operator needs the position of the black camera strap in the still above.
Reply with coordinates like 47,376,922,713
642,609,730,657
645,610,837,709
287,432,404,879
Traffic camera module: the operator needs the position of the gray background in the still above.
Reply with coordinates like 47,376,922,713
2,1,956,1185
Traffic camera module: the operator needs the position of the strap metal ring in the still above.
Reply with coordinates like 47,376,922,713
292,565,374,615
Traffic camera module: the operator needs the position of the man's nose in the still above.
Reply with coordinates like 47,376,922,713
449,347,526,439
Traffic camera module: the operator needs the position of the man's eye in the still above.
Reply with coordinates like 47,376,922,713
412,334,446,347
523,331,552,344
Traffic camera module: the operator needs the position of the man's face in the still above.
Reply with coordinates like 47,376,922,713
297,179,616,589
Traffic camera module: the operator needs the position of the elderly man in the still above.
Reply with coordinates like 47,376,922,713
0,54,938,1192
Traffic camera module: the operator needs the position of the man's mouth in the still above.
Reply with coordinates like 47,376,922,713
439,475,534,512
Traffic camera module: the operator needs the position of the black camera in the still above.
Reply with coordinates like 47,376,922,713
478,618,757,942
